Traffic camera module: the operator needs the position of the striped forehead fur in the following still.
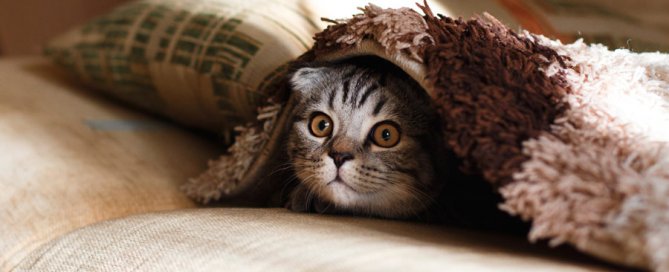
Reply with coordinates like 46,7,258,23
290,60,432,131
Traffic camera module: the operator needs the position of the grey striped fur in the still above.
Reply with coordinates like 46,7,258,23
287,59,441,219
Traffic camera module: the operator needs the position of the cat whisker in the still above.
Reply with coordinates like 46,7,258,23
267,162,299,177
348,175,381,193
383,184,427,219
356,167,401,185
277,173,302,203
404,185,436,215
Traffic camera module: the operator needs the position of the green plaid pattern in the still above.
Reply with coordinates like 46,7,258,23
46,0,318,135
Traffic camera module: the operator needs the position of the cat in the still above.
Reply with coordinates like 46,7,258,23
285,57,445,219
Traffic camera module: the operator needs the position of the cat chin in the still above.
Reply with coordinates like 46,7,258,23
317,183,421,219
321,181,368,205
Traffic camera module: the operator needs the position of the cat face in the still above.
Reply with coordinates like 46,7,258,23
287,62,440,218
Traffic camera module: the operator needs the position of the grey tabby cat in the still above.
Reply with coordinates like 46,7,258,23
286,57,444,219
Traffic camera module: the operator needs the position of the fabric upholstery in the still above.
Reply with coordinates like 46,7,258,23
44,0,330,135
14,208,615,272
0,58,217,271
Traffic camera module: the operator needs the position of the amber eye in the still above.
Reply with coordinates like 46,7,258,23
309,112,333,137
370,121,401,148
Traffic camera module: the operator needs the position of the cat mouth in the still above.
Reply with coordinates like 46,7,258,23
327,178,360,193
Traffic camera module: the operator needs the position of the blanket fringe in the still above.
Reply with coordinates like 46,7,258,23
181,102,282,203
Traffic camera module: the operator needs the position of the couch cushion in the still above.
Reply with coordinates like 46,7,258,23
0,57,218,270
14,208,616,271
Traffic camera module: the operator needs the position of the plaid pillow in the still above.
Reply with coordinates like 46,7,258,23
45,0,321,137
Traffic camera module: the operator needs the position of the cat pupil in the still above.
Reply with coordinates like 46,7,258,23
318,120,329,131
382,129,391,141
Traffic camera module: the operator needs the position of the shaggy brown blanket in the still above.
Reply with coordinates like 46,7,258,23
183,2,669,271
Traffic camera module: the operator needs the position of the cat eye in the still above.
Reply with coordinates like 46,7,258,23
370,121,401,148
309,112,333,137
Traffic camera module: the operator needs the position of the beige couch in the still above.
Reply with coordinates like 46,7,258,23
0,57,623,271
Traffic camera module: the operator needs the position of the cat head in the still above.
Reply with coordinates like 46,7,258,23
287,60,442,218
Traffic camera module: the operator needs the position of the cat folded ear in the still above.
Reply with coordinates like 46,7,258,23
290,67,329,97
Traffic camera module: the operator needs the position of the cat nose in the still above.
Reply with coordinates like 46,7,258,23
328,151,354,168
